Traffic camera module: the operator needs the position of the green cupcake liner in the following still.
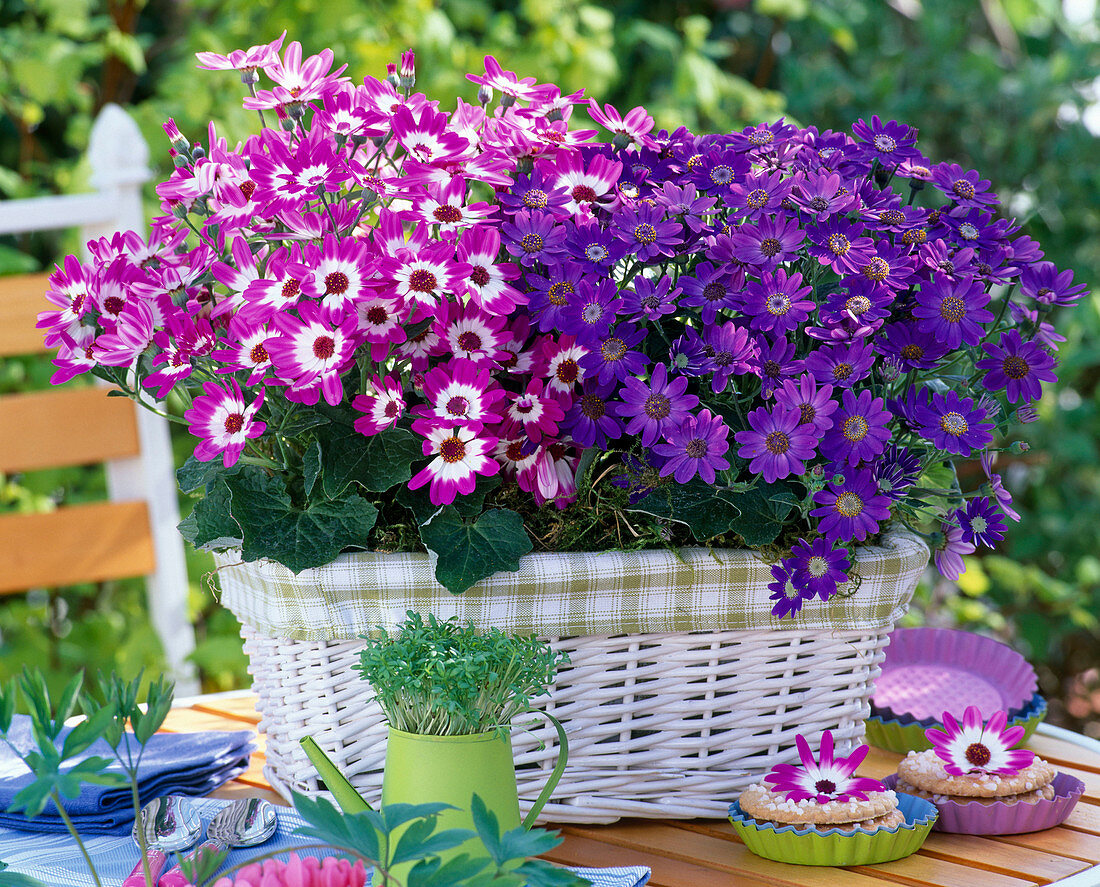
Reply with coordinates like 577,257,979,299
865,695,1047,755
728,793,938,866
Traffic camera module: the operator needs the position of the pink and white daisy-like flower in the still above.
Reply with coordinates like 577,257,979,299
435,300,508,365
94,298,157,367
494,318,537,376
352,375,406,436
50,326,98,385
291,233,374,325
457,226,524,315
542,151,623,218
926,706,1034,777
38,255,93,348
246,40,348,109
380,241,470,311
184,378,266,468
408,422,500,506
240,245,304,324
411,359,506,429
390,104,471,166
213,315,274,385
396,324,442,372
195,32,285,73
210,236,265,319
405,177,497,236
355,295,408,361
502,379,566,444
265,302,361,406
587,101,657,150
538,335,588,397
465,55,554,104
764,731,885,804
522,440,580,509
250,128,355,216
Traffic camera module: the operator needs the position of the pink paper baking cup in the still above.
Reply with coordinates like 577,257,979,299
873,627,1037,723
884,772,1084,835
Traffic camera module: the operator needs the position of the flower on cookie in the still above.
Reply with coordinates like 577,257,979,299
925,705,1034,777
765,730,885,804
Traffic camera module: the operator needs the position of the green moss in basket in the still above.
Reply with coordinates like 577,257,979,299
354,612,567,737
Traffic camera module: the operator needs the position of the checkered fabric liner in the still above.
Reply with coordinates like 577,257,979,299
214,531,928,640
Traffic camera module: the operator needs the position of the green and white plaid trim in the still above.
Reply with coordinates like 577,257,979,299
214,531,928,641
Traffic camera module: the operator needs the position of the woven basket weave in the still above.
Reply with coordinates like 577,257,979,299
216,531,927,823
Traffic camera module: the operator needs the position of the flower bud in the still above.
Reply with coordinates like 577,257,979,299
239,68,259,85
477,84,494,106
386,63,400,89
162,119,190,153
400,49,415,88
612,132,631,151
500,93,516,109
280,116,297,132
1009,440,1031,453
1014,405,1039,424
547,107,563,123
191,144,206,160
287,101,306,121
171,151,190,168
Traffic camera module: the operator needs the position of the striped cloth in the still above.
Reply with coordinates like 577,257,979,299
214,531,928,641
0,798,650,886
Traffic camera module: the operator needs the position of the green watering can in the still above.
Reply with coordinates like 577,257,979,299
301,712,569,875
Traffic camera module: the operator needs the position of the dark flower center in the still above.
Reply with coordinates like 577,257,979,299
845,295,871,315
522,189,548,209
843,415,869,441
902,228,927,244
644,393,671,420
814,779,837,795
103,296,125,315
940,411,968,436
828,233,850,256
556,358,579,384
440,435,466,463
366,306,389,325
445,395,470,416
433,205,463,223
709,165,734,185
685,438,708,458
571,184,597,203
633,223,657,245
601,337,627,361
863,257,890,282
880,209,905,226
470,266,491,287
456,331,482,352
282,279,301,300
762,359,781,379
835,491,864,517
965,742,991,768
70,293,86,314
953,179,976,200
408,269,438,293
548,281,575,306
581,393,606,419
505,440,526,461
1003,355,1030,379
799,403,816,425
873,134,897,152
759,238,782,258
940,296,967,322
765,430,790,454
746,188,770,209
767,293,791,316
224,413,244,434
313,336,335,359
239,180,257,200
832,362,853,381
325,271,350,295
748,130,773,146
901,343,924,360
809,196,829,212
249,343,268,364
521,232,544,253
702,282,725,303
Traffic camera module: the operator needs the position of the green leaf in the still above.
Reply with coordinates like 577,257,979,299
514,860,592,887
628,478,748,540
406,855,491,887
0,859,51,886
318,425,423,497
419,508,532,594
390,818,472,865
496,821,563,866
0,679,17,733
178,478,243,550
290,794,383,863
468,795,503,864
302,439,322,498
452,474,501,519
59,706,114,760
725,482,800,547
397,484,443,525
176,455,240,494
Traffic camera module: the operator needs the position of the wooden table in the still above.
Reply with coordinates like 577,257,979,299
164,692,1100,886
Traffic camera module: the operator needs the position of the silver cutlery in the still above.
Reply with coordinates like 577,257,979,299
122,795,202,887
158,798,278,887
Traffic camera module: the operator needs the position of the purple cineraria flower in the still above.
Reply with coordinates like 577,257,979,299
563,221,625,273
1019,261,1088,307
734,404,819,484
934,520,975,581
727,169,794,221
525,263,585,333
930,162,998,209
1009,302,1067,352
976,329,1057,404
623,274,680,322
615,362,699,447
788,538,851,602
669,329,710,377
850,241,918,293
729,119,798,153
184,378,266,468
926,706,1034,777
499,168,571,217
741,269,815,335
578,322,649,384
981,453,1021,523
955,496,1006,549
707,322,757,394
774,374,838,436
725,214,804,271
817,278,892,333
877,322,950,371
850,116,922,166
820,388,891,467
803,340,875,389
688,147,750,195
501,211,567,268
794,171,858,221
563,278,623,344
913,274,993,349
561,377,623,449
611,202,681,262
875,444,922,502
810,468,892,543
651,408,731,484
914,390,995,456
805,217,875,275
750,333,801,396
678,262,741,325
765,731,884,804
655,181,717,233
767,561,814,620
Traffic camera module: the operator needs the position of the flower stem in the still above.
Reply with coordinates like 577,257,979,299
52,791,103,887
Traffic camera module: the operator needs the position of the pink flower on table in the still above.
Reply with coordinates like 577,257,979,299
210,853,367,887
353,375,406,436
587,101,657,150
408,421,500,505
764,731,884,804
195,32,286,73
265,303,362,406
926,706,1034,777
184,378,266,468
456,226,524,316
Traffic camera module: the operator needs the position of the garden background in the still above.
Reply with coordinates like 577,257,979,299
1,0,1097,734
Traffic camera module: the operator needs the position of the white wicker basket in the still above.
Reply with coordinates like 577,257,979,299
216,531,927,823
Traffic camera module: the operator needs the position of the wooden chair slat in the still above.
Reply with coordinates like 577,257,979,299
0,273,54,357
0,501,155,592
921,831,1090,881
0,386,140,472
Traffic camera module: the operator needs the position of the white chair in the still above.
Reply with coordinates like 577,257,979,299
0,104,199,694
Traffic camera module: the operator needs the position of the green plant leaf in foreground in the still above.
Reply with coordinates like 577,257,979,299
725,482,800,547
318,424,423,497
226,471,378,573
628,477,746,540
419,507,533,594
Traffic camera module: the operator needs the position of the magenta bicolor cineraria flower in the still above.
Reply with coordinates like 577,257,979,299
184,378,266,467
764,731,885,804
408,422,500,506
926,706,1034,777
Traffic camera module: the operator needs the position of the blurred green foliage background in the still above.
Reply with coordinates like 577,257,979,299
1,0,1097,731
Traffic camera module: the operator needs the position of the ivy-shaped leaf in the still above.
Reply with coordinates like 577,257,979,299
178,477,243,551
176,454,240,494
318,425,424,497
628,478,747,540
725,482,800,547
302,439,322,498
226,472,378,573
419,507,532,594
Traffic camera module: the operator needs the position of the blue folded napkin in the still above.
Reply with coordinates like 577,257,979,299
0,798,651,887
0,715,253,835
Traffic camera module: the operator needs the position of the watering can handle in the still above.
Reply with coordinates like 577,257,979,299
522,710,569,830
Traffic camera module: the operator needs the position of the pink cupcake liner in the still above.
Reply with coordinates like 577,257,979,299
884,771,1084,835
873,628,1037,723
